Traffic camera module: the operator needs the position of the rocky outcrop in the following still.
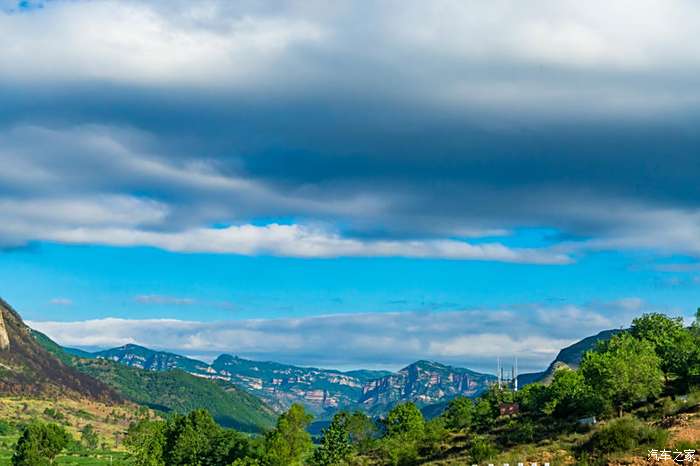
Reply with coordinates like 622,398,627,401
0,307,9,350
359,360,495,414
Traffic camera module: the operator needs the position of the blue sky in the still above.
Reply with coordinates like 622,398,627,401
2,0,700,372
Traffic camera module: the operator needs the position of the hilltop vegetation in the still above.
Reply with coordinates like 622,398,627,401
72,358,275,433
29,334,276,434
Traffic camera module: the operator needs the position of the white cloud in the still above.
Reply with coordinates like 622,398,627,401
134,295,196,306
39,223,570,263
28,300,653,372
49,298,72,306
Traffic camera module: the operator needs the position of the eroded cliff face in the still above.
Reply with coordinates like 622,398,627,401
359,360,496,414
0,307,9,350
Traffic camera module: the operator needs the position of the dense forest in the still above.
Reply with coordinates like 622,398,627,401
4,310,700,465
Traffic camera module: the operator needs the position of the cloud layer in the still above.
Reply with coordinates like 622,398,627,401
1,1,700,262
29,300,649,372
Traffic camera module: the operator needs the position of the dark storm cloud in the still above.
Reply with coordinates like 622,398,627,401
2,0,700,257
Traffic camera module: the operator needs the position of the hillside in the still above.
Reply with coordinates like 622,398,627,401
82,344,493,415
92,344,213,374
0,298,120,403
30,335,276,433
517,329,621,386
81,344,389,414
211,354,384,414
72,358,276,433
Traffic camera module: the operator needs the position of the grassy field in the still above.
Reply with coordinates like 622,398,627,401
0,397,155,465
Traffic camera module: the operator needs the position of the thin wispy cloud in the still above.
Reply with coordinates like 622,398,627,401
28,299,658,373
49,298,72,306
134,295,196,306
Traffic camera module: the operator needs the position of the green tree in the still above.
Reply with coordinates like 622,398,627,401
345,411,376,452
12,422,70,466
124,419,166,466
377,403,426,466
207,428,252,465
262,404,313,466
544,368,600,418
80,424,99,450
383,403,424,438
631,313,696,382
442,397,474,431
312,412,353,466
580,333,663,416
515,383,549,415
472,397,497,431
164,409,221,465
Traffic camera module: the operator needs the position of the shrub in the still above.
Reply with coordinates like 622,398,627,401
584,416,668,454
0,420,12,435
467,435,497,463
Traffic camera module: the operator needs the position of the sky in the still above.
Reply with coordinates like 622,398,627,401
2,0,700,373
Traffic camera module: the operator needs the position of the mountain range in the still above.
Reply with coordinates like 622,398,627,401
0,296,619,428
74,344,494,417
65,331,617,418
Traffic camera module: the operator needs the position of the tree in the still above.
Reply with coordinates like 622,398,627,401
124,419,166,466
580,333,663,416
442,397,474,431
125,411,251,466
345,411,377,453
377,403,426,466
12,422,70,466
163,409,222,466
631,313,696,382
262,404,313,466
207,428,252,465
544,368,600,418
472,397,497,431
515,383,548,415
80,424,99,450
383,403,424,439
311,412,353,466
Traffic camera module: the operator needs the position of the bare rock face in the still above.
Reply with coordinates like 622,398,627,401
0,307,9,350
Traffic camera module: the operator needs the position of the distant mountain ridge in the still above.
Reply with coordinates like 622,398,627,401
59,329,620,417
517,329,621,386
69,344,497,416
360,360,495,415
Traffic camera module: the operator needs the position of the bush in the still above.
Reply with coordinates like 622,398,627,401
467,435,497,463
0,420,12,435
503,419,535,444
584,416,668,454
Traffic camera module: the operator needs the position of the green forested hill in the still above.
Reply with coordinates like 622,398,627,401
73,358,275,433
31,331,276,433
